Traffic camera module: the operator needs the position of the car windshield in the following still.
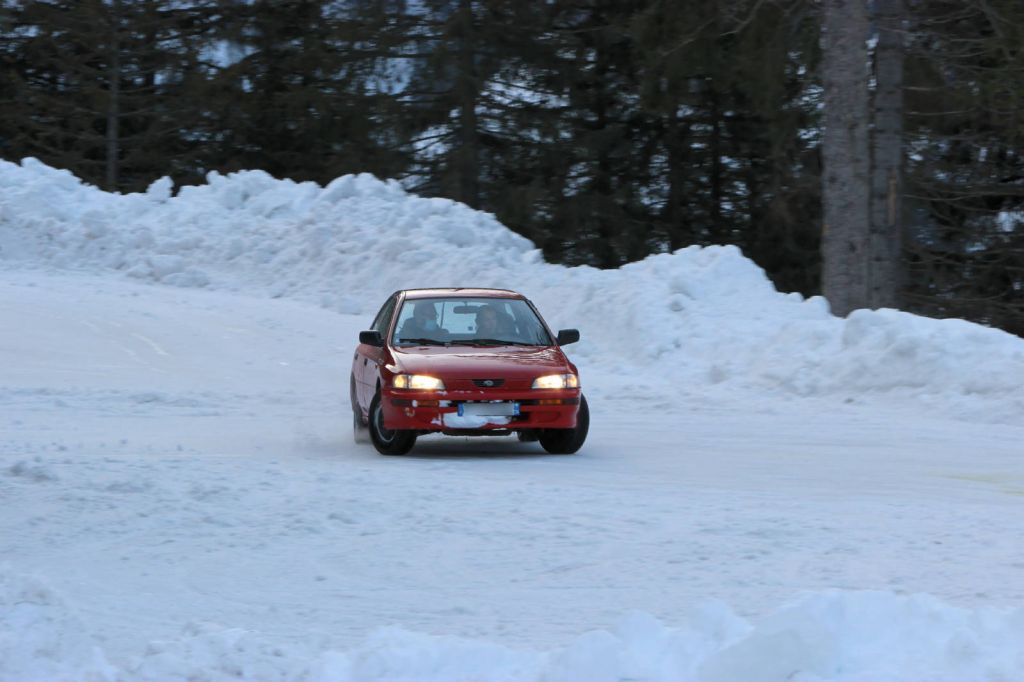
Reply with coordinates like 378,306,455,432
392,297,553,347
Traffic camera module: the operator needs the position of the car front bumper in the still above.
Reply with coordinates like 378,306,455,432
381,387,581,432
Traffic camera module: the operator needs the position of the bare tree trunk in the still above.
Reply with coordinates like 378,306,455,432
868,0,905,309
821,0,871,316
709,86,723,239
105,0,121,191
664,115,692,251
455,0,479,208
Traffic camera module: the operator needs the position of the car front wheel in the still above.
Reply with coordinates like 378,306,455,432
369,392,417,455
351,376,369,443
538,394,589,454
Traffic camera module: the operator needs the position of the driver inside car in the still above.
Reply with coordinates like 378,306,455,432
474,305,500,336
475,304,515,339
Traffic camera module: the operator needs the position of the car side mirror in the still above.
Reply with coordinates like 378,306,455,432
359,330,383,347
556,329,580,346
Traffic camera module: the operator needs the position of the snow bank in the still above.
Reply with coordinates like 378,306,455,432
3,157,1024,410
0,568,115,681
2,567,1021,681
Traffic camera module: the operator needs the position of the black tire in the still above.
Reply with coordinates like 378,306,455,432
369,392,417,455
353,407,370,444
538,394,589,454
351,376,369,444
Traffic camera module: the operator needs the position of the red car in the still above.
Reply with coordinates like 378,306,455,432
351,288,588,455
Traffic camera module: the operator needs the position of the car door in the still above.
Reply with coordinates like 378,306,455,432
355,294,397,409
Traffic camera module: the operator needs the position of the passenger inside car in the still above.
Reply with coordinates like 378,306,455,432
397,301,449,341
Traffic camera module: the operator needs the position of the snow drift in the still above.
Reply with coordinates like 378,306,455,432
3,566,1022,682
3,157,1024,413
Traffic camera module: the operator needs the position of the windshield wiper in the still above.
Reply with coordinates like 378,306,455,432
457,338,537,347
397,337,450,346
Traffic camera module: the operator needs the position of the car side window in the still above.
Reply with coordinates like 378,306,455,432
518,300,553,345
371,296,397,336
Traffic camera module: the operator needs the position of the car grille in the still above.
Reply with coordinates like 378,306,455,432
447,378,530,390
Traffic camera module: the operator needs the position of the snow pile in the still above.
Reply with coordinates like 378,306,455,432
0,569,115,681
0,158,537,313
2,566,1022,682
3,157,1024,409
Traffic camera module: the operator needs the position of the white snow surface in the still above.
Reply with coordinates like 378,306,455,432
3,157,1024,419
2,159,1024,680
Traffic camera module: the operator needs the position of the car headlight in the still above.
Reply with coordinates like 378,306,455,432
531,373,579,389
393,374,446,390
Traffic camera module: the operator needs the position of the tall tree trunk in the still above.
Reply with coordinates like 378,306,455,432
590,25,617,269
868,0,905,309
665,115,692,251
105,0,121,191
455,0,479,208
709,86,724,240
820,0,871,316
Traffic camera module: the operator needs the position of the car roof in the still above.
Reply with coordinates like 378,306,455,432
400,288,523,300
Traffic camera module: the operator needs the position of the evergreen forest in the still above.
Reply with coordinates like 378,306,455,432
2,0,1023,334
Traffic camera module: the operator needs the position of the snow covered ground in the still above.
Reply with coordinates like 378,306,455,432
2,159,1024,680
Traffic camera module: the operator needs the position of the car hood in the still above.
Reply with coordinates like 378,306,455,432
391,345,571,380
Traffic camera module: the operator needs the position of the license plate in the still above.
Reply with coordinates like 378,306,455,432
458,401,520,417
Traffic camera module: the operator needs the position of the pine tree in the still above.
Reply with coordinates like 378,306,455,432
0,0,214,191
901,0,1024,333
195,0,408,183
